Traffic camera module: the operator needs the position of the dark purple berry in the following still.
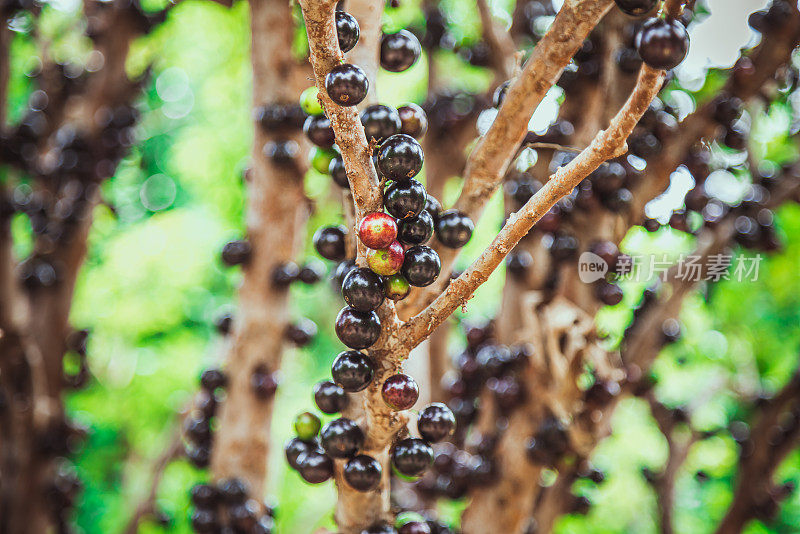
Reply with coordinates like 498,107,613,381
378,134,424,181
384,179,427,219
615,0,657,16
296,450,334,483
200,368,227,391
336,11,360,53
398,210,434,246
285,437,320,470
335,307,381,349
401,245,440,287
344,454,382,492
326,64,369,107
320,417,364,458
313,225,348,261
221,240,252,266
329,153,350,188
417,403,456,442
314,380,349,414
435,210,473,248
636,17,689,70
397,103,428,138
361,104,402,143
381,373,419,410
392,438,433,477
342,267,385,311
303,114,336,148
380,30,421,72
331,350,374,392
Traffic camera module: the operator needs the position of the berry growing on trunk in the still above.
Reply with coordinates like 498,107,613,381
335,307,382,349
344,454,383,492
326,64,369,107
383,273,411,301
398,210,434,246
320,417,364,458
381,373,419,410
391,438,433,477
335,11,360,53
397,103,428,138
313,225,348,261
380,30,421,72
378,134,424,181
384,179,427,220
303,114,336,147
342,267,385,311
358,212,398,249
636,18,690,70
401,245,441,286
417,403,456,442
296,450,334,483
314,380,349,414
360,104,402,143
331,350,374,392
435,210,474,248
366,240,405,276
614,0,657,16
294,412,321,441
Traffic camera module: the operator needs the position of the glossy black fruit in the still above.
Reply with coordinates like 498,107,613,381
398,210,434,246
296,450,334,483
190,509,219,533
384,179,427,219
397,103,428,138
331,350,374,392
218,477,248,503
335,307,381,349
200,368,227,391
342,267,385,311
313,225,348,261
332,260,358,291
336,11,360,53
636,17,689,70
329,153,350,189
435,210,473,248
391,438,433,477
615,0,657,16
190,483,218,508
285,437,320,470
425,196,442,221
417,403,456,442
320,417,364,458
360,104,402,143
298,260,325,284
380,30,421,72
314,380,349,414
378,134,424,181
303,114,336,148
344,454,382,492
326,64,369,107
221,240,252,266
401,245,440,287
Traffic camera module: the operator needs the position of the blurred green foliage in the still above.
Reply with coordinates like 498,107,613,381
3,0,800,532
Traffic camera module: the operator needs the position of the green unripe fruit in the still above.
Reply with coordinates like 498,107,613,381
310,147,337,174
300,86,324,116
294,411,321,441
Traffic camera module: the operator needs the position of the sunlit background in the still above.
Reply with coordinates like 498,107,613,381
4,0,800,532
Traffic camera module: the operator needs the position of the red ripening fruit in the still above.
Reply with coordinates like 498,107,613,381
381,373,419,411
366,240,404,276
358,212,398,249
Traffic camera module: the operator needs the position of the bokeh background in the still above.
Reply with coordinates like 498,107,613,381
5,0,800,532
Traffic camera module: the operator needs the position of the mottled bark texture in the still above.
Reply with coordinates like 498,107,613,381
209,0,311,496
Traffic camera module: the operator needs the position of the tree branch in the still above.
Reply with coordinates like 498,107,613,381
402,66,665,347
